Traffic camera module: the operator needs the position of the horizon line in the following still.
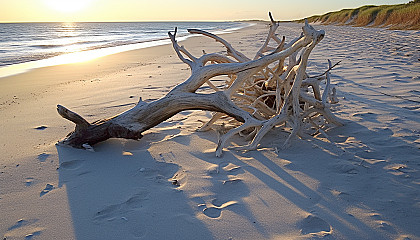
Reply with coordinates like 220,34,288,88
0,19,273,24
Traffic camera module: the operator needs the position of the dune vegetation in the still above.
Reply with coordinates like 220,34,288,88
299,0,420,30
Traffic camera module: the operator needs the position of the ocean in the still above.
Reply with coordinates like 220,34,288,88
0,21,249,77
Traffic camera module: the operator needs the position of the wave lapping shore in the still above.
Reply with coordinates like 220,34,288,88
0,21,247,77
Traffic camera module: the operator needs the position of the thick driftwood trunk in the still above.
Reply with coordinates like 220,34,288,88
57,91,250,147
57,14,343,156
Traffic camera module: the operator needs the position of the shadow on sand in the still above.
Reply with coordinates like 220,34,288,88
56,139,214,240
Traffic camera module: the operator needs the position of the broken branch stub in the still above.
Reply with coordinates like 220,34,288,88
57,14,343,156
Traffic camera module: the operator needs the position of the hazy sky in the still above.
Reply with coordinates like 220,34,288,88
0,0,410,22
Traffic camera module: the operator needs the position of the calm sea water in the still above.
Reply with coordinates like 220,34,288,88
0,21,248,74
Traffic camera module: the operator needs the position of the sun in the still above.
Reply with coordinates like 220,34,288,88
44,0,92,13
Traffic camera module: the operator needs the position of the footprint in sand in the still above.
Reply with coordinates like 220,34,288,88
4,219,43,240
332,162,358,174
368,212,397,233
299,215,332,236
25,177,35,187
25,231,42,240
40,184,54,197
34,126,48,130
59,160,84,170
37,153,50,162
93,189,150,222
203,207,221,218
203,163,245,219
202,200,238,219
8,219,39,231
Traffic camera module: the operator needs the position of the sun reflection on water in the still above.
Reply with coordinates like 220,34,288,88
0,37,178,78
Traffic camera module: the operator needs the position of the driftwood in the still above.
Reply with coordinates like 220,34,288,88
57,14,343,157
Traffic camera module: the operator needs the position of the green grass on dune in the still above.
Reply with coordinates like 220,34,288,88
298,0,420,30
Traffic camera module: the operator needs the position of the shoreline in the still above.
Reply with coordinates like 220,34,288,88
0,22,254,79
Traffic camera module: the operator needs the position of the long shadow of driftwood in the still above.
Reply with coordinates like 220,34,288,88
229,119,419,239
55,103,419,239
56,140,213,240
189,106,419,238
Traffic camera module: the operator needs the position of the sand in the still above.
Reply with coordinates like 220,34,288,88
0,22,419,240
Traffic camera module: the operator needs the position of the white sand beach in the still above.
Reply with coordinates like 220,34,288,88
1,22,419,240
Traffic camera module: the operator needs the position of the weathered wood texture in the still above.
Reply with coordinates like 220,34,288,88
57,14,343,156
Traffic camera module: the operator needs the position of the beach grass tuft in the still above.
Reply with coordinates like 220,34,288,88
298,0,420,30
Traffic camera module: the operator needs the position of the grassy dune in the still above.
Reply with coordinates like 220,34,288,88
299,0,420,30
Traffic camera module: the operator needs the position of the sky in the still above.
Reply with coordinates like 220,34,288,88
0,0,410,22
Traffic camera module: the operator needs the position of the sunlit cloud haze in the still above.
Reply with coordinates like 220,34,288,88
0,0,410,22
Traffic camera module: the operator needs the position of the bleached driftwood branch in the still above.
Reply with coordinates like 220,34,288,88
57,14,343,156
